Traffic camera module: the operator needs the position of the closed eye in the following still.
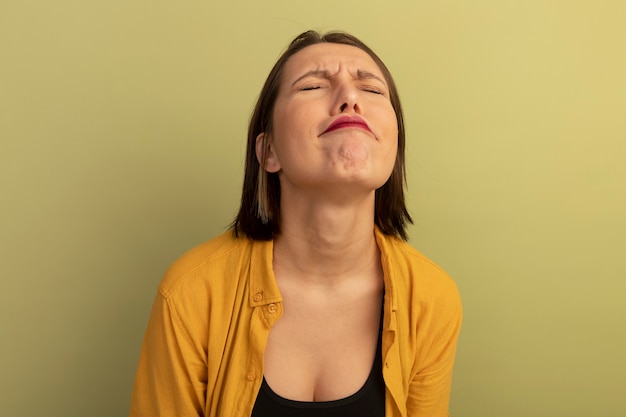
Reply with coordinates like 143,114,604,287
362,87,385,95
300,85,322,91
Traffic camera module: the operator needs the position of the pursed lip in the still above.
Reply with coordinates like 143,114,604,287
321,115,371,135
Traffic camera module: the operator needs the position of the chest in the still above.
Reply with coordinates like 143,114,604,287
262,288,383,402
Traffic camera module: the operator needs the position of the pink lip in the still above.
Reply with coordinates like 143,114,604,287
321,116,371,135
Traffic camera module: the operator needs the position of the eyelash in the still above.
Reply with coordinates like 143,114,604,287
362,87,384,95
299,85,384,95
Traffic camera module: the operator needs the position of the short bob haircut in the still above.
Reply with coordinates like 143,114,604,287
231,30,412,241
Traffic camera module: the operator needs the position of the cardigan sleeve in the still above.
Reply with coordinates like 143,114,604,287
130,291,207,417
406,281,463,416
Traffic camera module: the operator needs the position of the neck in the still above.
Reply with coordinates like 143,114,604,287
273,191,379,285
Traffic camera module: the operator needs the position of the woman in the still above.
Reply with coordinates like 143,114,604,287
131,30,462,417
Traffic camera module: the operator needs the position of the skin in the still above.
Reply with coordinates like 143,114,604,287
259,43,398,203
258,43,399,402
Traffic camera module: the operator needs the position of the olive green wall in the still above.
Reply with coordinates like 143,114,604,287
1,1,625,416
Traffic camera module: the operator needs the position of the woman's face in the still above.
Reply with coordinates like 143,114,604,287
259,43,398,199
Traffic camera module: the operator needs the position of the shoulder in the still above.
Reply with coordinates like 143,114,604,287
158,231,254,298
377,232,460,306
378,234,462,351
378,232,452,281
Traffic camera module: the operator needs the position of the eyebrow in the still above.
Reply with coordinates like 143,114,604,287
290,69,387,88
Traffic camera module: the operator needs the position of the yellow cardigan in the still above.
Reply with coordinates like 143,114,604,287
131,229,462,417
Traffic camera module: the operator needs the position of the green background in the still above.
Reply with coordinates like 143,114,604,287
1,1,625,416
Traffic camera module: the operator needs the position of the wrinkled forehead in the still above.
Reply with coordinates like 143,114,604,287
280,43,388,87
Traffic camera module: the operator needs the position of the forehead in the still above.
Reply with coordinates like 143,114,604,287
282,43,385,81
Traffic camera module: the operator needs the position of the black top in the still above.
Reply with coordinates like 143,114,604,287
251,325,385,417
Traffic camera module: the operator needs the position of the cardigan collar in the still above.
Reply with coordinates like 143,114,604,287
247,227,399,313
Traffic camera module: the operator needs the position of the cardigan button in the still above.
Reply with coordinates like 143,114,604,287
253,292,263,302
246,372,256,381
268,303,277,313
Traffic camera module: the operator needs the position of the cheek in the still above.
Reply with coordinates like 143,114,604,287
387,133,399,169
382,110,399,149
384,115,400,167
269,107,314,169
375,101,397,134
272,102,313,141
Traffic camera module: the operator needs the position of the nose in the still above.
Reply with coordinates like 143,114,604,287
332,82,360,115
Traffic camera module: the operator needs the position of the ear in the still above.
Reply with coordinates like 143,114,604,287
255,132,281,173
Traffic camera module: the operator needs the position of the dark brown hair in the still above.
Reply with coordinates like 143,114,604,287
231,30,412,240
